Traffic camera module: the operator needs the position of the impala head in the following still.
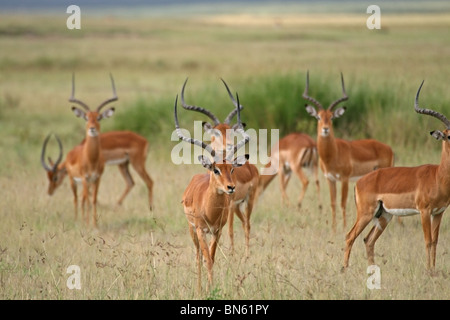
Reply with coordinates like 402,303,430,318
303,71,348,137
174,93,249,194
41,134,66,195
70,74,117,137
415,80,450,143
180,77,246,153
198,153,249,195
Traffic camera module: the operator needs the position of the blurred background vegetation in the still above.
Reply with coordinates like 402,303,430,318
1,1,450,175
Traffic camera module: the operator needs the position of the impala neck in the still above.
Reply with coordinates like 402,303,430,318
204,174,230,220
437,140,450,187
317,129,338,162
84,135,102,163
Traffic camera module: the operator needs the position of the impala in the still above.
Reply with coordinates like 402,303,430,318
41,130,154,210
66,74,116,227
174,93,249,292
257,132,320,209
304,71,394,232
343,81,450,271
181,78,259,256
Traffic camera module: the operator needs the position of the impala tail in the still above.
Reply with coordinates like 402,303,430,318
300,146,318,174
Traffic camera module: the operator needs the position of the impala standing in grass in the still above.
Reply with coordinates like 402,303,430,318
174,91,249,292
63,74,116,227
304,71,394,233
41,130,154,211
343,81,450,272
180,78,259,256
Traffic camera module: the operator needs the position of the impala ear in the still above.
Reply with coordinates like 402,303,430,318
72,106,87,121
305,105,320,120
98,107,115,121
233,154,249,167
430,130,445,140
332,106,346,119
232,122,246,130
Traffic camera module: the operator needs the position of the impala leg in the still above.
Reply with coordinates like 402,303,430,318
229,201,250,256
234,199,251,257
364,214,391,266
92,179,101,228
207,230,223,291
293,167,309,208
420,210,433,270
209,229,222,264
341,179,349,230
327,179,337,233
69,178,78,220
196,228,213,288
117,162,134,206
228,205,235,253
430,212,443,271
243,197,254,258
313,165,321,210
81,179,89,225
189,224,202,293
131,159,154,211
343,208,373,269
279,169,291,206
363,225,376,245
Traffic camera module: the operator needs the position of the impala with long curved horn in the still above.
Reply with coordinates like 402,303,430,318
343,81,450,272
66,74,116,227
41,130,154,210
175,91,249,292
180,78,259,257
304,71,395,233
41,133,64,193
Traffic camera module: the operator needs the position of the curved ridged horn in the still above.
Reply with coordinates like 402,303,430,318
328,72,348,111
302,70,324,110
96,73,118,112
230,92,249,158
69,73,90,111
221,78,244,124
174,95,216,158
180,78,220,126
41,134,63,172
415,80,450,129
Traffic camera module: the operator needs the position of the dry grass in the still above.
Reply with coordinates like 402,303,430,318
1,154,450,300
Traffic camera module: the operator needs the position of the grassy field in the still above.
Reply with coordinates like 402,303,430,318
1,4,450,301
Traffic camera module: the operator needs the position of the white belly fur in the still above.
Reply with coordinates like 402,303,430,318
105,157,128,165
384,207,420,216
372,202,447,230
73,177,82,184
380,204,446,217
325,172,363,182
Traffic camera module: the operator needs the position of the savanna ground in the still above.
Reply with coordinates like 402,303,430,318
1,2,450,301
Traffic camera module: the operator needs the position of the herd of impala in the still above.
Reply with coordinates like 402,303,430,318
40,72,450,292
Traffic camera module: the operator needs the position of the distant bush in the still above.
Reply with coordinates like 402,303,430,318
111,72,440,151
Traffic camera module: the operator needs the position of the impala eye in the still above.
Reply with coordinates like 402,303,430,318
213,168,220,175
230,168,234,174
